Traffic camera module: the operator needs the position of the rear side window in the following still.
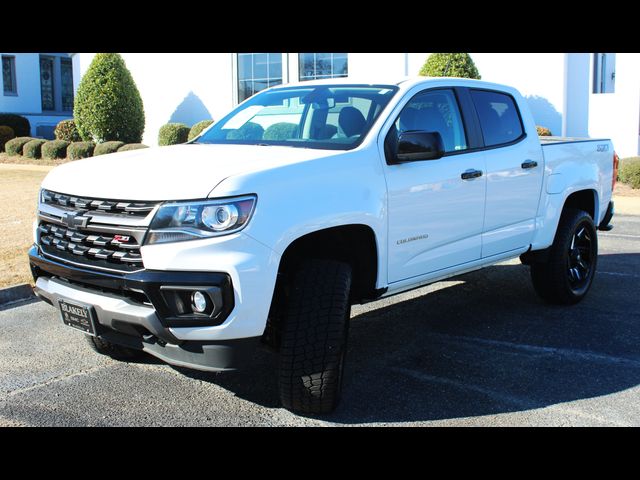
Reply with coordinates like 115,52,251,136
470,90,524,147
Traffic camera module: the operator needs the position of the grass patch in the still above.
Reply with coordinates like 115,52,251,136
0,165,52,288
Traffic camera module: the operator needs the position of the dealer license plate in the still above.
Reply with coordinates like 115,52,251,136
58,299,97,336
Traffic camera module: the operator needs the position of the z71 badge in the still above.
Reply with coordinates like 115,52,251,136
597,144,609,152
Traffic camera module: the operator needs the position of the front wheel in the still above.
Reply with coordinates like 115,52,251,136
530,208,598,305
278,259,352,415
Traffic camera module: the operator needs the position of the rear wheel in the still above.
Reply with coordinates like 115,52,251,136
278,259,352,414
85,335,143,361
530,208,598,305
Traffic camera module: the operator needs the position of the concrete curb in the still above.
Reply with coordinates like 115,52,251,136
0,284,35,306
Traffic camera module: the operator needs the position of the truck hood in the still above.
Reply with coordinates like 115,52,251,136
41,144,336,201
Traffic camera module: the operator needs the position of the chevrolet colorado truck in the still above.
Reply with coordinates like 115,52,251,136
29,77,617,414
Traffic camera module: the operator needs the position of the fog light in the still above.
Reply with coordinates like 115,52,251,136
191,291,208,313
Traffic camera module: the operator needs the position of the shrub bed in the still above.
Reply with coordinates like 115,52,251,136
118,143,149,152
94,141,125,156
188,120,214,141
5,137,35,156
0,125,15,152
536,126,552,136
54,119,81,142
23,139,47,159
158,123,190,146
0,114,31,137
619,157,640,189
67,141,96,160
41,140,70,160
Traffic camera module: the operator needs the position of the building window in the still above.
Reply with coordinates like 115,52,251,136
237,53,283,103
298,53,348,81
593,53,615,94
2,55,17,95
61,58,74,111
40,55,55,111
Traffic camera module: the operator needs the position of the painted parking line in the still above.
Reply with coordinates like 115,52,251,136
599,271,640,278
599,233,640,239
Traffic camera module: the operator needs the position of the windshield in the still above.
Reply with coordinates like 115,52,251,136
196,84,398,150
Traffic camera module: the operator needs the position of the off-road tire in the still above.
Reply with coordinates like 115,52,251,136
278,259,352,414
530,208,598,305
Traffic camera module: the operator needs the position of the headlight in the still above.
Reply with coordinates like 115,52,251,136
145,195,256,245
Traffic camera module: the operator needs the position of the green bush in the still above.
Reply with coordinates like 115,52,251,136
227,122,264,140
74,53,145,143
41,140,70,160
118,143,149,152
54,119,81,142
188,120,214,141
67,141,95,160
23,139,47,159
0,114,31,137
0,125,15,152
263,122,298,141
419,53,481,79
94,141,125,156
5,137,35,156
619,157,640,189
158,123,190,146
536,126,552,136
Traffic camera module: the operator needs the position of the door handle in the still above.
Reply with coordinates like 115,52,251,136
461,169,483,180
521,160,538,169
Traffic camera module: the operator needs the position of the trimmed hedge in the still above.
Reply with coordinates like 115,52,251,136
67,141,95,160
42,140,70,160
0,125,15,152
263,122,298,141
619,157,640,189
94,141,125,156
23,139,47,159
188,120,214,141
54,119,81,142
0,114,31,137
5,137,35,156
419,53,481,79
74,53,145,143
227,122,264,140
118,143,149,152
158,123,190,146
536,126,552,136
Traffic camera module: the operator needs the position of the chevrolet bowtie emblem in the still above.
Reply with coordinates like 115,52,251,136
62,212,90,229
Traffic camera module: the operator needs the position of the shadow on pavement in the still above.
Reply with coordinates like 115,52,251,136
166,253,640,423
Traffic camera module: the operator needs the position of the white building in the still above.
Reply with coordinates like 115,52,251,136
67,53,640,158
1,53,74,137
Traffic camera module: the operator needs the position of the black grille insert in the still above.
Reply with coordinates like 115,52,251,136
41,189,157,218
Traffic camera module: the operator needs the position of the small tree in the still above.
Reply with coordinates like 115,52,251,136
74,53,145,143
419,53,481,79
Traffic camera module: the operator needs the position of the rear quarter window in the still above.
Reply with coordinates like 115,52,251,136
470,90,524,147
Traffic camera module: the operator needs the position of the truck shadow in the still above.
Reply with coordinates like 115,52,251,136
176,252,640,424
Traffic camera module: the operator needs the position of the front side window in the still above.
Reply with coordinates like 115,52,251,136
237,53,283,103
2,55,17,95
470,89,524,147
40,55,55,111
197,84,398,151
391,89,468,153
299,53,348,81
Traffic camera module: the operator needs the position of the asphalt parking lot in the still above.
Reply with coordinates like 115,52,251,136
1,214,639,427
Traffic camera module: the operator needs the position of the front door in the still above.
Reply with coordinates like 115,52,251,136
384,88,487,284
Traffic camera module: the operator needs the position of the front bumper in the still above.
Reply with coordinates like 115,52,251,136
29,245,261,371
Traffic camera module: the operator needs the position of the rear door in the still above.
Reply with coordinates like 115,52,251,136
467,89,544,258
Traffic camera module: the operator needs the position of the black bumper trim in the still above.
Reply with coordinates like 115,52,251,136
99,328,261,372
598,201,614,231
29,245,235,328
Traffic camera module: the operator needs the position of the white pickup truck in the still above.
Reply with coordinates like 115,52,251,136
29,77,618,414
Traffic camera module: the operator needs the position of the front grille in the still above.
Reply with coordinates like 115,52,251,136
37,190,160,273
41,190,156,218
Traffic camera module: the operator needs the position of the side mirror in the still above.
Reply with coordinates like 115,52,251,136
395,131,445,162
